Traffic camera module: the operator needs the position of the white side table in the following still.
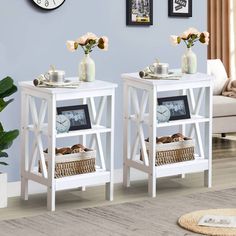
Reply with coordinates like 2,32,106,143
19,79,117,211
122,73,213,197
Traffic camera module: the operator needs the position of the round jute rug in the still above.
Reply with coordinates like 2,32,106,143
178,209,236,236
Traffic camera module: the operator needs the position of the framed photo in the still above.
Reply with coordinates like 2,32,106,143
57,105,91,131
157,95,191,121
126,0,153,26
168,0,192,17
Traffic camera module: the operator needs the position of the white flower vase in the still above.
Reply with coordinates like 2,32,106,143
181,48,197,74
79,54,95,82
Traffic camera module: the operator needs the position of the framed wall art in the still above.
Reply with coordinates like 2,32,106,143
168,0,192,17
157,95,191,121
126,0,153,26
57,105,91,131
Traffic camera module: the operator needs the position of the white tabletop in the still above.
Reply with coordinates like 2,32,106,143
122,72,213,85
19,78,118,95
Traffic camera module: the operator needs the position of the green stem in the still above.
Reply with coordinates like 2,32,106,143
183,40,188,48
81,41,100,55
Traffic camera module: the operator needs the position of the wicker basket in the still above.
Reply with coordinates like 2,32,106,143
39,149,96,178
141,140,194,166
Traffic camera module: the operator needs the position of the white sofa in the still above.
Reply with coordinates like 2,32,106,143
207,59,236,136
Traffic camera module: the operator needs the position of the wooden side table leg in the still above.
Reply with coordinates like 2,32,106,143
47,95,56,211
204,86,213,188
123,83,131,188
181,89,187,179
47,185,55,211
81,98,87,192
21,177,28,200
123,165,130,188
20,92,29,201
21,176,28,201
148,88,156,198
106,92,115,201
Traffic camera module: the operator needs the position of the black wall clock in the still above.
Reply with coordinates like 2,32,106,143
32,0,65,10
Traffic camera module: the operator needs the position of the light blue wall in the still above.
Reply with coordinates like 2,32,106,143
0,0,207,181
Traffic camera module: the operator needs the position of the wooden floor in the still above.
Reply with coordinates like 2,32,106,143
0,135,236,221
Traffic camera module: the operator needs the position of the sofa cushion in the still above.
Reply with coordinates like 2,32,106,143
213,95,236,117
207,59,228,95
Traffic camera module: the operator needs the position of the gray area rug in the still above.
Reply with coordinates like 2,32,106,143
0,188,236,236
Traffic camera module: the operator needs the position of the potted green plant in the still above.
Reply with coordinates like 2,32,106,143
0,77,19,208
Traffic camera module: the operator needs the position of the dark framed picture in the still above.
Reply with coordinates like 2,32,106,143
126,0,153,26
168,0,192,17
57,105,91,131
158,95,191,121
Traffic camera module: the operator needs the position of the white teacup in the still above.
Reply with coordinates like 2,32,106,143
44,70,65,83
149,63,169,76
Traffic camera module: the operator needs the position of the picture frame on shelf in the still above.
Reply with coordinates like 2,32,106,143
57,105,91,131
168,0,192,17
157,95,191,121
126,0,153,26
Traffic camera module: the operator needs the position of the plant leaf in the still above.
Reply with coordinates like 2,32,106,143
0,77,13,94
0,161,8,166
0,122,3,132
0,85,17,99
0,98,14,112
0,130,19,151
0,152,8,157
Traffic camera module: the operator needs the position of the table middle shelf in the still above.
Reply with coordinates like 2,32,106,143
27,124,111,138
129,114,210,127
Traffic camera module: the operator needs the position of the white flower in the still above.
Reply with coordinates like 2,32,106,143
181,31,189,39
181,27,200,39
77,35,87,45
203,31,210,41
66,40,76,52
187,27,200,35
102,36,109,50
199,31,210,45
67,33,108,54
170,35,179,46
76,32,98,45
203,31,210,44
85,32,98,40
203,31,209,38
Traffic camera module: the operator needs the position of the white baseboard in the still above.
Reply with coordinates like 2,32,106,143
7,169,147,198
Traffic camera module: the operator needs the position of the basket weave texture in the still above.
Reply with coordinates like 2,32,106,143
141,140,195,166
39,149,96,178
178,209,236,236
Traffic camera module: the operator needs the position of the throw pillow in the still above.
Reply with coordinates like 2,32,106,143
207,59,228,95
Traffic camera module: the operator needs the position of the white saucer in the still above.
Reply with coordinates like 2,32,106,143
148,71,182,79
44,80,74,86
148,72,174,78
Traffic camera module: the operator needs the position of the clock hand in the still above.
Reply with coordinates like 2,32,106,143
53,0,56,5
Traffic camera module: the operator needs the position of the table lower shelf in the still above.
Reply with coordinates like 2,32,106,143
155,159,209,178
27,168,111,191
55,169,111,191
126,158,209,178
